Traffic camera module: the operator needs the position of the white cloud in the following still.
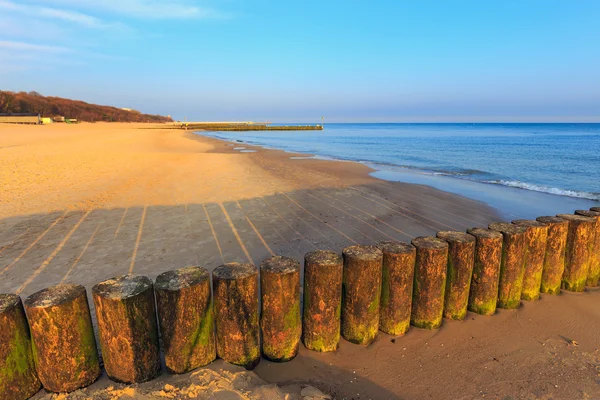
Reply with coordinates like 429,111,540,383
32,0,226,19
0,0,110,28
0,40,71,53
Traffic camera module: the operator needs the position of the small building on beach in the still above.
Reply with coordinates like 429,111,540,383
0,113,41,125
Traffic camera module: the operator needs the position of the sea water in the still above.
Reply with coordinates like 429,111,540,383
198,123,600,219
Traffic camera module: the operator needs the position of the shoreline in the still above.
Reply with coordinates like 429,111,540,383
194,130,600,220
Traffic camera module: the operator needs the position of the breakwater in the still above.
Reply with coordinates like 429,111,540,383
1,207,599,397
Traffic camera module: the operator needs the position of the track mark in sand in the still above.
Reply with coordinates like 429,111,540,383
184,204,199,267
347,186,458,231
282,193,357,244
203,204,224,263
260,198,317,250
219,203,254,264
128,205,147,274
266,197,336,247
113,208,129,239
306,191,404,242
236,201,275,257
60,222,101,284
0,228,30,257
17,211,91,294
1,212,67,276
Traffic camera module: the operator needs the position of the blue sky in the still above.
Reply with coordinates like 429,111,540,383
0,0,599,122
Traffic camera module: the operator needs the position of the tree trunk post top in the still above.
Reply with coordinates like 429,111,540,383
410,237,448,329
488,222,528,309
260,256,301,362
341,245,383,345
155,266,216,374
376,241,416,336
92,275,160,384
466,228,503,315
536,216,569,295
302,250,343,352
212,262,260,370
512,220,549,301
556,214,595,292
436,231,476,321
574,210,600,287
24,284,100,393
0,294,40,400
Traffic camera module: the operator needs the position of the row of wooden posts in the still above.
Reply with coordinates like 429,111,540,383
1,207,600,399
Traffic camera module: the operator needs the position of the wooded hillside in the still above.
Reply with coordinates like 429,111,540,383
0,91,172,123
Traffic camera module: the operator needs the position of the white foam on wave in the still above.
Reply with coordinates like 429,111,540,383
485,180,600,200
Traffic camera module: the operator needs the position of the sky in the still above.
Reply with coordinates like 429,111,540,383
0,0,599,122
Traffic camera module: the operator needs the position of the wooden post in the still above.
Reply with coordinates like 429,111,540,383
436,232,475,320
467,228,503,315
377,241,416,335
155,266,216,374
556,214,595,292
411,237,449,329
92,275,160,383
575,210,600,287
0,294,40,400
260,256,301,362
341,245,383,345
24,284,100,393
302,250,343,352
536,216,569,295
488,223,528,309
512,220,549,300
212,263,260,369
591,207,600,212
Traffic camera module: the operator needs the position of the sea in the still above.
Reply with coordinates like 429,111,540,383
197,123,600,220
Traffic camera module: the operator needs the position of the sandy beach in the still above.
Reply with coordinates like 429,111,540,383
1,123,599,399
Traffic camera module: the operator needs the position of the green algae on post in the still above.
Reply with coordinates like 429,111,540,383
155,266,216,374
575,210,600,287
0,294,40,400
24,284,100,393
488,223,528,309
213,263,260,369
341,245,383,345
536,216,569,295
92,275,160,384
436,232,475,320
411,237,449,329
556,214,595,292
466,228,502,315
377,241,416,335
260,256,301,362
512,220,549,301
302,250,343,352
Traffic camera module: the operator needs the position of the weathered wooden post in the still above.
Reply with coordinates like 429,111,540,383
341,245,383,345
24,284,100,393
155,266,216,374
535,216,569,294
260,256,301,362
575,210,600,287
556,214,595,292
467,228,503,315
512,220,549,300
411,237,449,329
92,275,160,383
0,294,40,400
436,232,475,320
302,250,343,352
377,241,416,335
212,262,260,369
488,223,527,309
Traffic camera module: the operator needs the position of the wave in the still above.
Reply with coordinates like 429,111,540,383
483,180,600,201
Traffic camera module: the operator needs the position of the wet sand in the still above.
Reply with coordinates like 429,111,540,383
0,123,598,399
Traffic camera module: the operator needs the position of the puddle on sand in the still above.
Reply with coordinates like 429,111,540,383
233,147,246,150
240,150,257,153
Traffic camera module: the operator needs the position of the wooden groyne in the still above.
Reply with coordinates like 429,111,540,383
181,123,323,131
1,206,600,396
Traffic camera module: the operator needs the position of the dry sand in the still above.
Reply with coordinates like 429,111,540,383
0,123,598,399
